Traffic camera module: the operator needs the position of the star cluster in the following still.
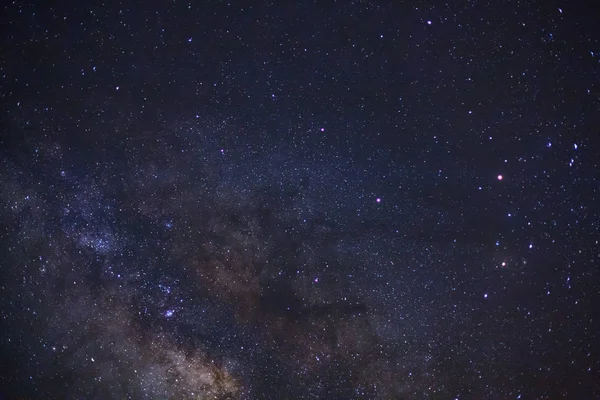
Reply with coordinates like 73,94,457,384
1,1,599,399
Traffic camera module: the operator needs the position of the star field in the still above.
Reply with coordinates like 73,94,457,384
1,1,599,399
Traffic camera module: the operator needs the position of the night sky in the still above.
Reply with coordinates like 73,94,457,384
1,1,599,399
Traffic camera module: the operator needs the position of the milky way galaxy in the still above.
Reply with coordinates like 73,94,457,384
1,1,599,399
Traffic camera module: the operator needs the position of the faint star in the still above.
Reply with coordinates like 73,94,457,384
497,174,503,180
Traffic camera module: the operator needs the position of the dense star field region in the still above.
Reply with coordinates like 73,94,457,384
1,1,599,399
